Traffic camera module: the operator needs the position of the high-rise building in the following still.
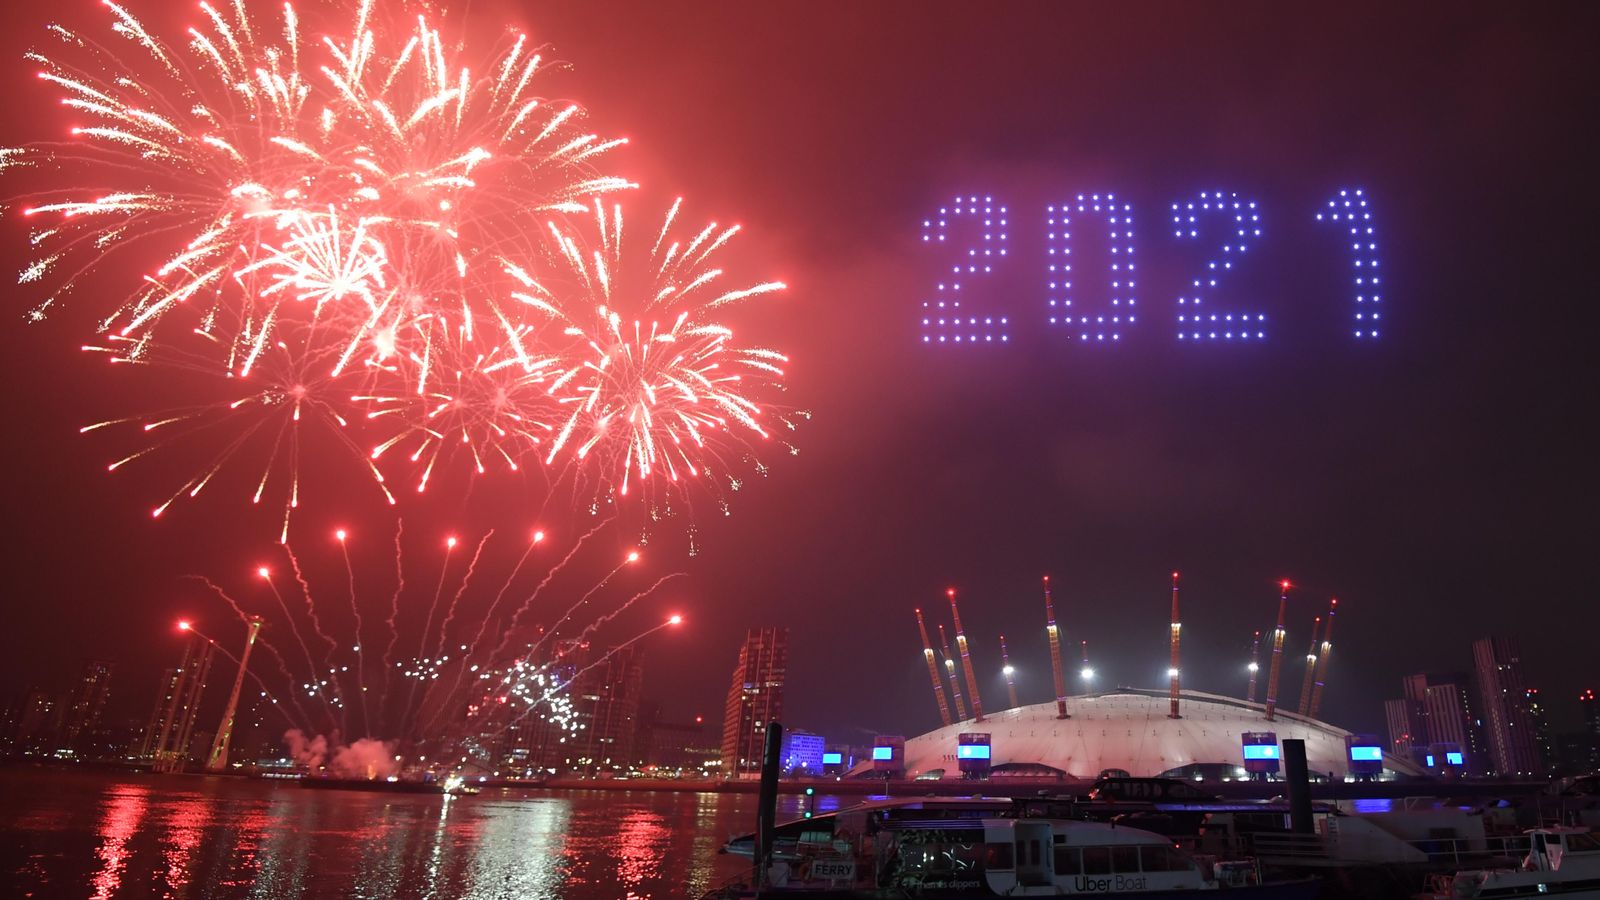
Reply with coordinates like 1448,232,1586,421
1385,673,1485,772
1472,636,1543,777
1384,698,1416,757
138,668,184,758
1525,688,1553,771
141,634,215,771
1395,672,1487,773
577,645,646,773
1553,689,1600,776
649,721,720,773
1554,731,1600,776
720,627,788,778
15,688,62,754
60,660,115,754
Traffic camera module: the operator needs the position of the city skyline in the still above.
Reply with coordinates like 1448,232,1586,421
0,1,1594,754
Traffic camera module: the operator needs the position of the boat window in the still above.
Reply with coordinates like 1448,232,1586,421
1082,847,1111,875
1111,846,1140,873
1014,838,1042,866
904,839,984,876
1566,832,1600,852
1054,847,1082,875
985,842,1015,870
1140,845,1186,872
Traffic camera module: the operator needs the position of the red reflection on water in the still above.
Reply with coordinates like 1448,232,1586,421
223,806,276,889
614,809,668,899
90,786,149,900
161,797,211,894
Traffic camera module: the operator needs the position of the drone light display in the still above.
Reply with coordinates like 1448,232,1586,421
923,189,1381,344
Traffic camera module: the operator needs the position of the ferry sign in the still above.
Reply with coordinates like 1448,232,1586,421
809,858,856,884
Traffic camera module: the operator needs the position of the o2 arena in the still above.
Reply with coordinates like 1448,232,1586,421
846,688,1422,781
847,579,1422,782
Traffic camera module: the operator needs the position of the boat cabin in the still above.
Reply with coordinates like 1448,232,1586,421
728,797,1225,894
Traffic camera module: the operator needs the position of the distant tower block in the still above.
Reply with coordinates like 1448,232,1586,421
1297,616,1322,716
1246,630,1263,703
938,623,968,722
914,609,953,727
1168,572,1182,719
1264,581,1290,721
1309,598,1338,719
1043,577,1069,719
206,616,262,772
1000,635,1019,710
947,589,984,723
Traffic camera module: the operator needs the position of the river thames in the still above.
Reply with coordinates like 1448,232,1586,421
0,769,839,899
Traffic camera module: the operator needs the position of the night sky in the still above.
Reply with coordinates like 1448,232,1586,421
1,2,1595,743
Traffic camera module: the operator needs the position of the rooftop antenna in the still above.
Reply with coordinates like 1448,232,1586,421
1246,630,1262,703
1044,576,1069,718
1308,598,1338,719
1168,571,1182,719
1264,580,1290,721
1296,615,1322,716
948,589,984,723
914,608,952,727
937,623,968,722
1000,635,1019,709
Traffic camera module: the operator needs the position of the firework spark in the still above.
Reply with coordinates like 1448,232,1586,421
521,198,791,510
183,519,684,775
5,2,795,537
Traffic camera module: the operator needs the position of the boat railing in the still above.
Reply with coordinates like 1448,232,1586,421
1249,832,1333,862
1248,830,1530,869
1401,834,1529,868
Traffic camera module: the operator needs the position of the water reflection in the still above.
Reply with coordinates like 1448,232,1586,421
466,797,570,899
2,772,768,899
158,795,209,898
90,784,148,900
615,808,668,898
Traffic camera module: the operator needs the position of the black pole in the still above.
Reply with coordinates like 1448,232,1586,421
1283,738,1313,835
756,721,784,888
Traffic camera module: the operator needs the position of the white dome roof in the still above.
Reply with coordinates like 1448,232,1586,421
860,688,1419,780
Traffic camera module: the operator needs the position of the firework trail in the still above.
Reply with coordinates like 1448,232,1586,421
490,513,614,660
9,0,785,769
483,576,684,744
403,533,459,726
381,517,407,703
529,548,639,656
433,529,494,660
189,575,321,731
335,528,372,736
258,567,340,725
282,541,343,692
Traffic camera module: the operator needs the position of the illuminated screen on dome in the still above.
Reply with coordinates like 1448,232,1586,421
1242,745,1280,760
1349,746,1383,762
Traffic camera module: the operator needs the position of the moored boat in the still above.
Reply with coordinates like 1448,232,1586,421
715,796,1318,897
1422,826,1600,899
